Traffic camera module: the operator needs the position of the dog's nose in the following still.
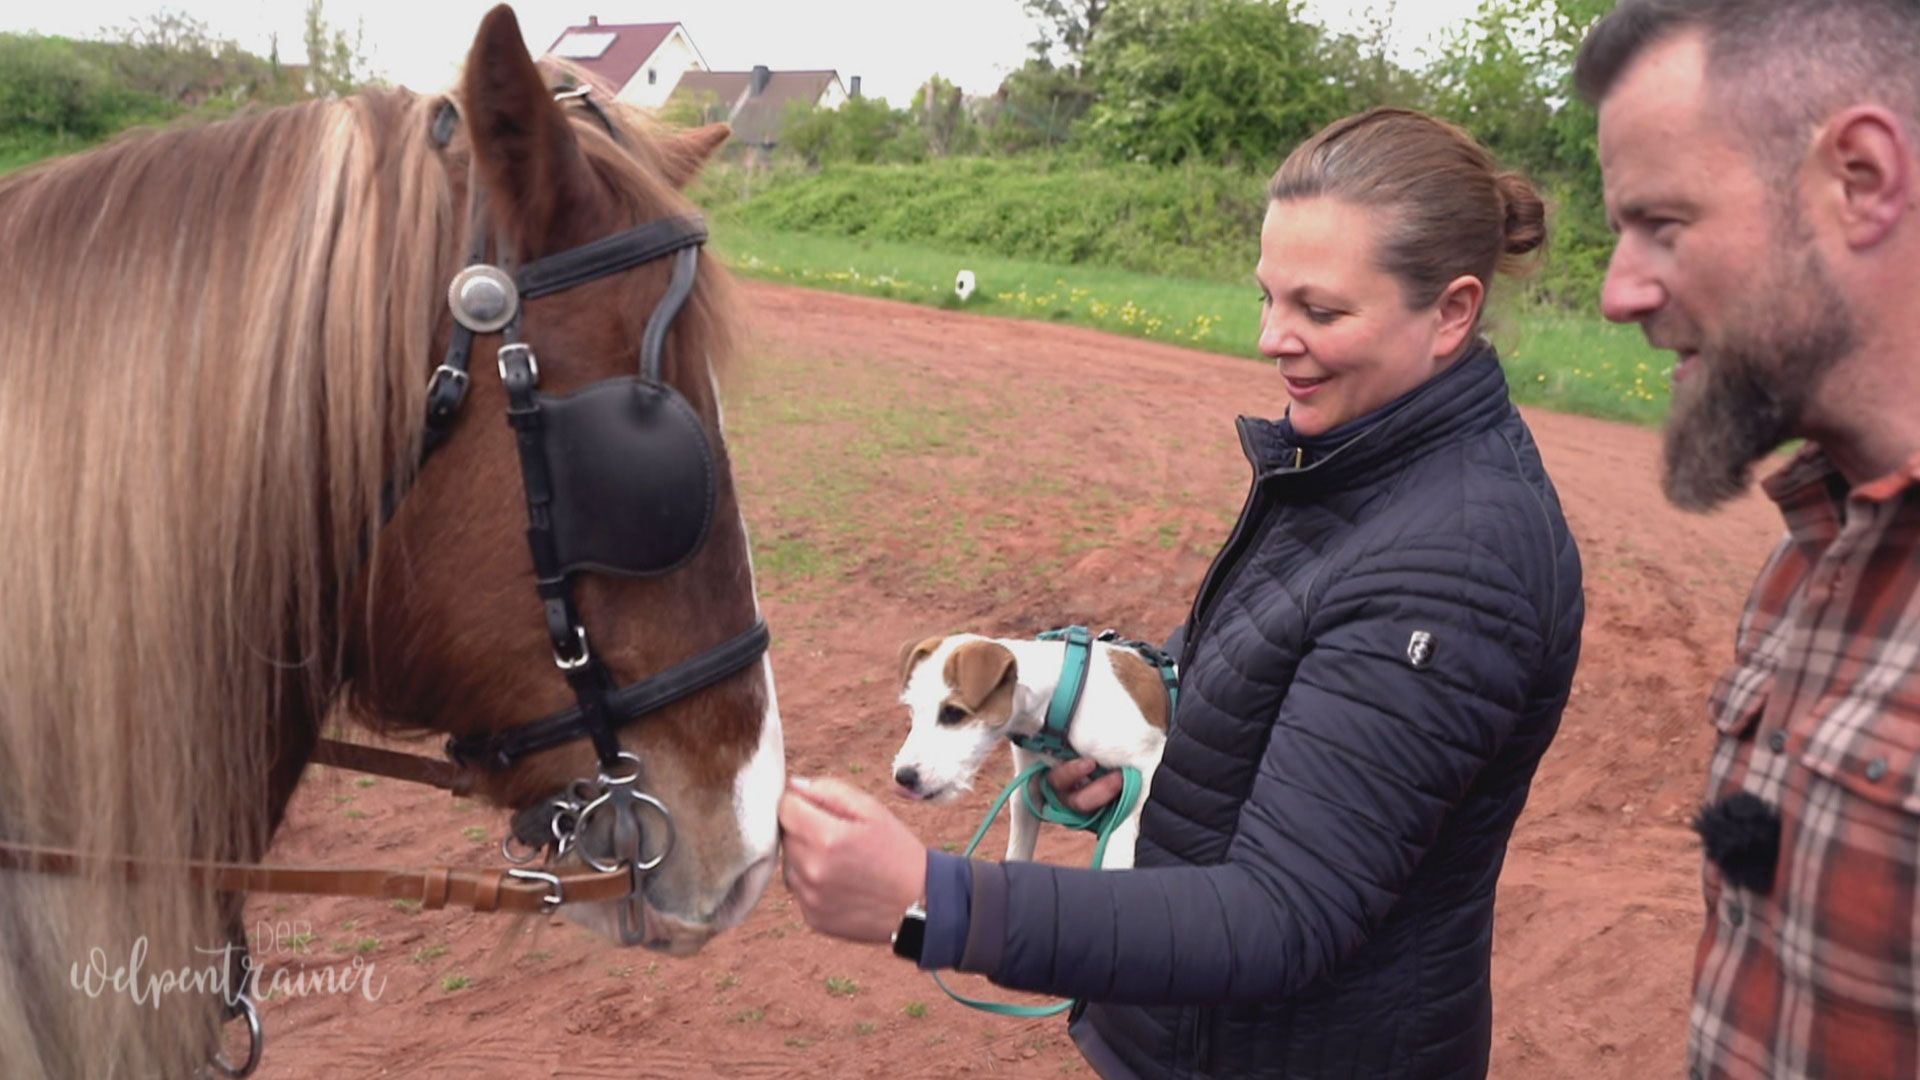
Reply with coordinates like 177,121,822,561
894,766,920,791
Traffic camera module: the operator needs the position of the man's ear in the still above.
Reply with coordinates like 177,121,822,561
1815,105,1912,250
460,5,595,257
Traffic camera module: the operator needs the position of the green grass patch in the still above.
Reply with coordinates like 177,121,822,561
713,223,1674,427
825,975,860,998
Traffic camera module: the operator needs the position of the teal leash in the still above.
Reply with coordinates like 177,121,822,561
931,760,1145,1017
929,625,1175,1017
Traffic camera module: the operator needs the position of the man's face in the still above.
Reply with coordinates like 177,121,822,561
1597,30,1856,511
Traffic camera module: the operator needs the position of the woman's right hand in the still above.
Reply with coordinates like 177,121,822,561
1047,757,1126,814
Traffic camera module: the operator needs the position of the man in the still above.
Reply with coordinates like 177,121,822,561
1577,1,1920,1076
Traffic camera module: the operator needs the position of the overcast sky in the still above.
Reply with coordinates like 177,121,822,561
4,1,1485,106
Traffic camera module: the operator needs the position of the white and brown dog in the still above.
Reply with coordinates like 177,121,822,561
891,633,1170,870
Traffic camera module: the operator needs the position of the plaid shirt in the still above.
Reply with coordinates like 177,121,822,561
1691,445,1920,1080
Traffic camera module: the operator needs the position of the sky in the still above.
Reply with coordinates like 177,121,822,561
3,1,1485,107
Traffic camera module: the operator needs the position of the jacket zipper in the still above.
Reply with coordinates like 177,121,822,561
1179,419,1279,673
1192,1007,1216,1073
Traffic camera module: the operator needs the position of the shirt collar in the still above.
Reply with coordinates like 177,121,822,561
1762,443,1920,546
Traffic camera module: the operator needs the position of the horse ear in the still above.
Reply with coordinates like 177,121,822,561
658,123,731,189
461,5,593,257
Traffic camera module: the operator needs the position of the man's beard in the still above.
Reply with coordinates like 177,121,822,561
1660,240,1856,512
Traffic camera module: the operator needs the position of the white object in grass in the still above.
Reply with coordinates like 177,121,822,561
954,270,976,302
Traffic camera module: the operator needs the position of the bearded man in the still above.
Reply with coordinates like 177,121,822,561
1578,2,1920,1077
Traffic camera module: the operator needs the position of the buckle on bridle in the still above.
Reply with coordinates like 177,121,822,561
497,342,539,385
552,624,591,671
506,868,565,913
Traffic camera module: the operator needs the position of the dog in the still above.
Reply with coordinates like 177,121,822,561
890,633,1170,870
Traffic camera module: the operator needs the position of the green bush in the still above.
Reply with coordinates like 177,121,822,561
704,155,1267,283
0,34,163,139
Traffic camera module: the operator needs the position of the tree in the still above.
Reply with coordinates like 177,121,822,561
1082,0,1356,167
1024,0,1110,73
910,75,979,156
983,59,1095,153
780,97,925,167
303,0,373,98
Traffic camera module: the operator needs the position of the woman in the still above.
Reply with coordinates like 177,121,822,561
780,107,1585,1079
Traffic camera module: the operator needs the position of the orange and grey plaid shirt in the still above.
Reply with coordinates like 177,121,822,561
1690,445,1920,1080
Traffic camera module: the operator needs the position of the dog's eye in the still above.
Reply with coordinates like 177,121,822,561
937,704,968,726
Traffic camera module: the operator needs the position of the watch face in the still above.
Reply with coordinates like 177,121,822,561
892,911,928,962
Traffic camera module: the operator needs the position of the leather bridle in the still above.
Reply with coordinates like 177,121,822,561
0,90,773,1077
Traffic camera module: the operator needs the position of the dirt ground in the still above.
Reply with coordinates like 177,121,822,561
246,282,1783,1078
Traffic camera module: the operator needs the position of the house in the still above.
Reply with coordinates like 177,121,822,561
542,16,707,109
667,67,850,156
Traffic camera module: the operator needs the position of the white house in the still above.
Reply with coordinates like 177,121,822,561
542,17,708,109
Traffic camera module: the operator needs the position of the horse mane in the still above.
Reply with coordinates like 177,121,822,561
0,78,734,1076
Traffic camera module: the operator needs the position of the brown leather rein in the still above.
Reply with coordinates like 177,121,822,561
0,738,633,916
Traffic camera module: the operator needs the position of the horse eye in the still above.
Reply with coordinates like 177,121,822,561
937,704,968,726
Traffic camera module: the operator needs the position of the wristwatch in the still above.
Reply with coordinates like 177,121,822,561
890,901,928,963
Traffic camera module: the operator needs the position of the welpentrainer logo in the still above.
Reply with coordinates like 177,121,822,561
70,920,387,1009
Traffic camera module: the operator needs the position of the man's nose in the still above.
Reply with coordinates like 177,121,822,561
1599,244,1665,324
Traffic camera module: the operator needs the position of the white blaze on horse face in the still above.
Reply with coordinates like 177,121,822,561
712,365,783,912
727,652,783,894
891,637,1014,803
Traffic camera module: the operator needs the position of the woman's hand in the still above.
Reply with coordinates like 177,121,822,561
1047,758,1126,814
779,775,928,943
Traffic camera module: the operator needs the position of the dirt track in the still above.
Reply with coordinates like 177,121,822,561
248,282,1782,1078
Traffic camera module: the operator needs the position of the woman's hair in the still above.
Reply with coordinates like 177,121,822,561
1268,107,1546,311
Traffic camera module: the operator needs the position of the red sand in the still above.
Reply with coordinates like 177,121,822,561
246,282,1781,1078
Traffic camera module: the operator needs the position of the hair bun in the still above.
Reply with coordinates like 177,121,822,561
1496,170,1548,259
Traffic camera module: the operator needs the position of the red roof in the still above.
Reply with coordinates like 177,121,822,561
543,20,680,96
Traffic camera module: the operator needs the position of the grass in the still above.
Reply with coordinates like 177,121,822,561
439,974,471,993
904,1001,929,1019
825,975,860,998
711,222,1675,427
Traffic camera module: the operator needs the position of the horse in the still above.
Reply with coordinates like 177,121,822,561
0,7,783,1076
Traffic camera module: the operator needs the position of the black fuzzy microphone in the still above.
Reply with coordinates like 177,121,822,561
1693,791,1782,897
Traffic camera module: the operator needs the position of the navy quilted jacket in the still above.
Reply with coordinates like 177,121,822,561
954,343,1584,1078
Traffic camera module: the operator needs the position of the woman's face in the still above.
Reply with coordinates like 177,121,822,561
1256,197,1481,436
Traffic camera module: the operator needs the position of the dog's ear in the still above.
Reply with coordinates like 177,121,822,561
946,641,1018,712
899,636,944,688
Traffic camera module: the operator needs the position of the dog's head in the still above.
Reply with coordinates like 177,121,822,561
891,634,1021,802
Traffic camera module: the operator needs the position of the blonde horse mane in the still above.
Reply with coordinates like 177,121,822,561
0,67,737,1073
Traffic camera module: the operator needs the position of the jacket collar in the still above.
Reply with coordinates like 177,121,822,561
1238,340,1513,488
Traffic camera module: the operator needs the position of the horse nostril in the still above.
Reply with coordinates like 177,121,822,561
894,766,920,790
